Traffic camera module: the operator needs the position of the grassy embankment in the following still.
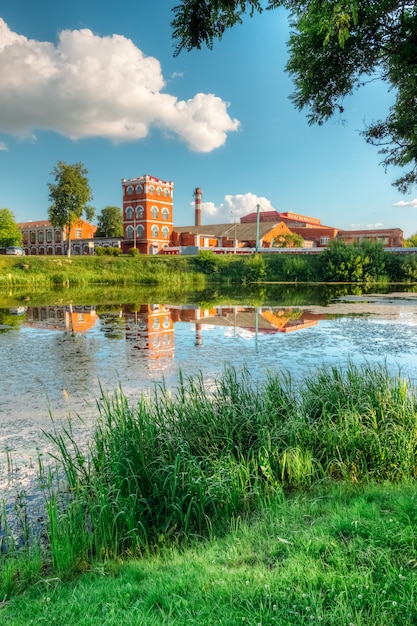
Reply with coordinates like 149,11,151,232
1,364,417,624
0,242,417,289
3,241,417,293
0,255,206,290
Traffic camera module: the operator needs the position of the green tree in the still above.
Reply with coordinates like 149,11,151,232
244,253,266,282
95,206,124,238
319,239,389,282
0,208,22,248
272,232,304,248
403,233,417,248
400,255,417,281
48,161,94,257
172,1,417,191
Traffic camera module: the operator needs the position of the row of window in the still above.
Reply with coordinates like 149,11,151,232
131,315,171,331
126,184,171,197
23,230,62,244
125,225,170,239
125,206,170,220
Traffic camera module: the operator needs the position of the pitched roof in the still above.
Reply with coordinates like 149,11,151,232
173,222,281,240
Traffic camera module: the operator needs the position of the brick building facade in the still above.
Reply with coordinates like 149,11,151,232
121,174,174,254
19,218,97,255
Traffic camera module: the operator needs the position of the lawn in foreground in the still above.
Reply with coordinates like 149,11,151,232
1,481,416,626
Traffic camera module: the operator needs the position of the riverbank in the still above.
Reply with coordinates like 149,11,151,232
1,363,417,624
2,242,417,289
0,255,206,289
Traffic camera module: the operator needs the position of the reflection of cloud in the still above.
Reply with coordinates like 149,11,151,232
0,18,239,151
393,199,417,208
224,328,254,339
0,141,7,150
198,192,276,224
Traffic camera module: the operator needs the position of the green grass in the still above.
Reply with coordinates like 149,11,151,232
1,482,416,625
0,255,206,288
1,364,417,624
3,248,417,290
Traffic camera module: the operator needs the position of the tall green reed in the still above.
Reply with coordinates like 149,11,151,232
41,363,417,570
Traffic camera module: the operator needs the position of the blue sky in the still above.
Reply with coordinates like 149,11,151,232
1,0,417,236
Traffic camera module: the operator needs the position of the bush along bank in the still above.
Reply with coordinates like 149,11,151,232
193,241,417,283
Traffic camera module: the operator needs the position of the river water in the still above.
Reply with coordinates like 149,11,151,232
1,290,417,515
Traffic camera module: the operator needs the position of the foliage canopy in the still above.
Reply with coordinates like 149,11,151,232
95,205,124,238
48,161,94,256
0,208,22,248
172,1,417,191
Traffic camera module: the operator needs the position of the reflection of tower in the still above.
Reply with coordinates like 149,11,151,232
125,305,174,360
194,187,202,227
195,323,203,346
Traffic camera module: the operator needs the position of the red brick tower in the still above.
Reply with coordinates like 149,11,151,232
194,187,202,227
121,174,174,254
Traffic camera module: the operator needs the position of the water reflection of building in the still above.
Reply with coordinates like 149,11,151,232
125,305,174,359
165,305,320,346
25,306,97,333
171,306,318,338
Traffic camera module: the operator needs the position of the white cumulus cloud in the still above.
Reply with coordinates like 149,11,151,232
393,199,417,208
0,19,239,151
199,192,276,224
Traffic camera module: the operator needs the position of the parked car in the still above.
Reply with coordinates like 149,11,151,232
6,246,25,256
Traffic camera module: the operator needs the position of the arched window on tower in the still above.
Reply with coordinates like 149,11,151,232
151,225,159,238
136,184,143,193
162,207,169,220
164,188,170,197
162,226,169,239
126,225,134,239
151,206,158,218
137,224,144,238
156,187,162,196
126,186,133,195
136,205,144,218
126,206,133,220
149,185,155,194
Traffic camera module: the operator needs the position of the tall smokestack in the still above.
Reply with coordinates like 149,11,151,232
194,187,202,227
